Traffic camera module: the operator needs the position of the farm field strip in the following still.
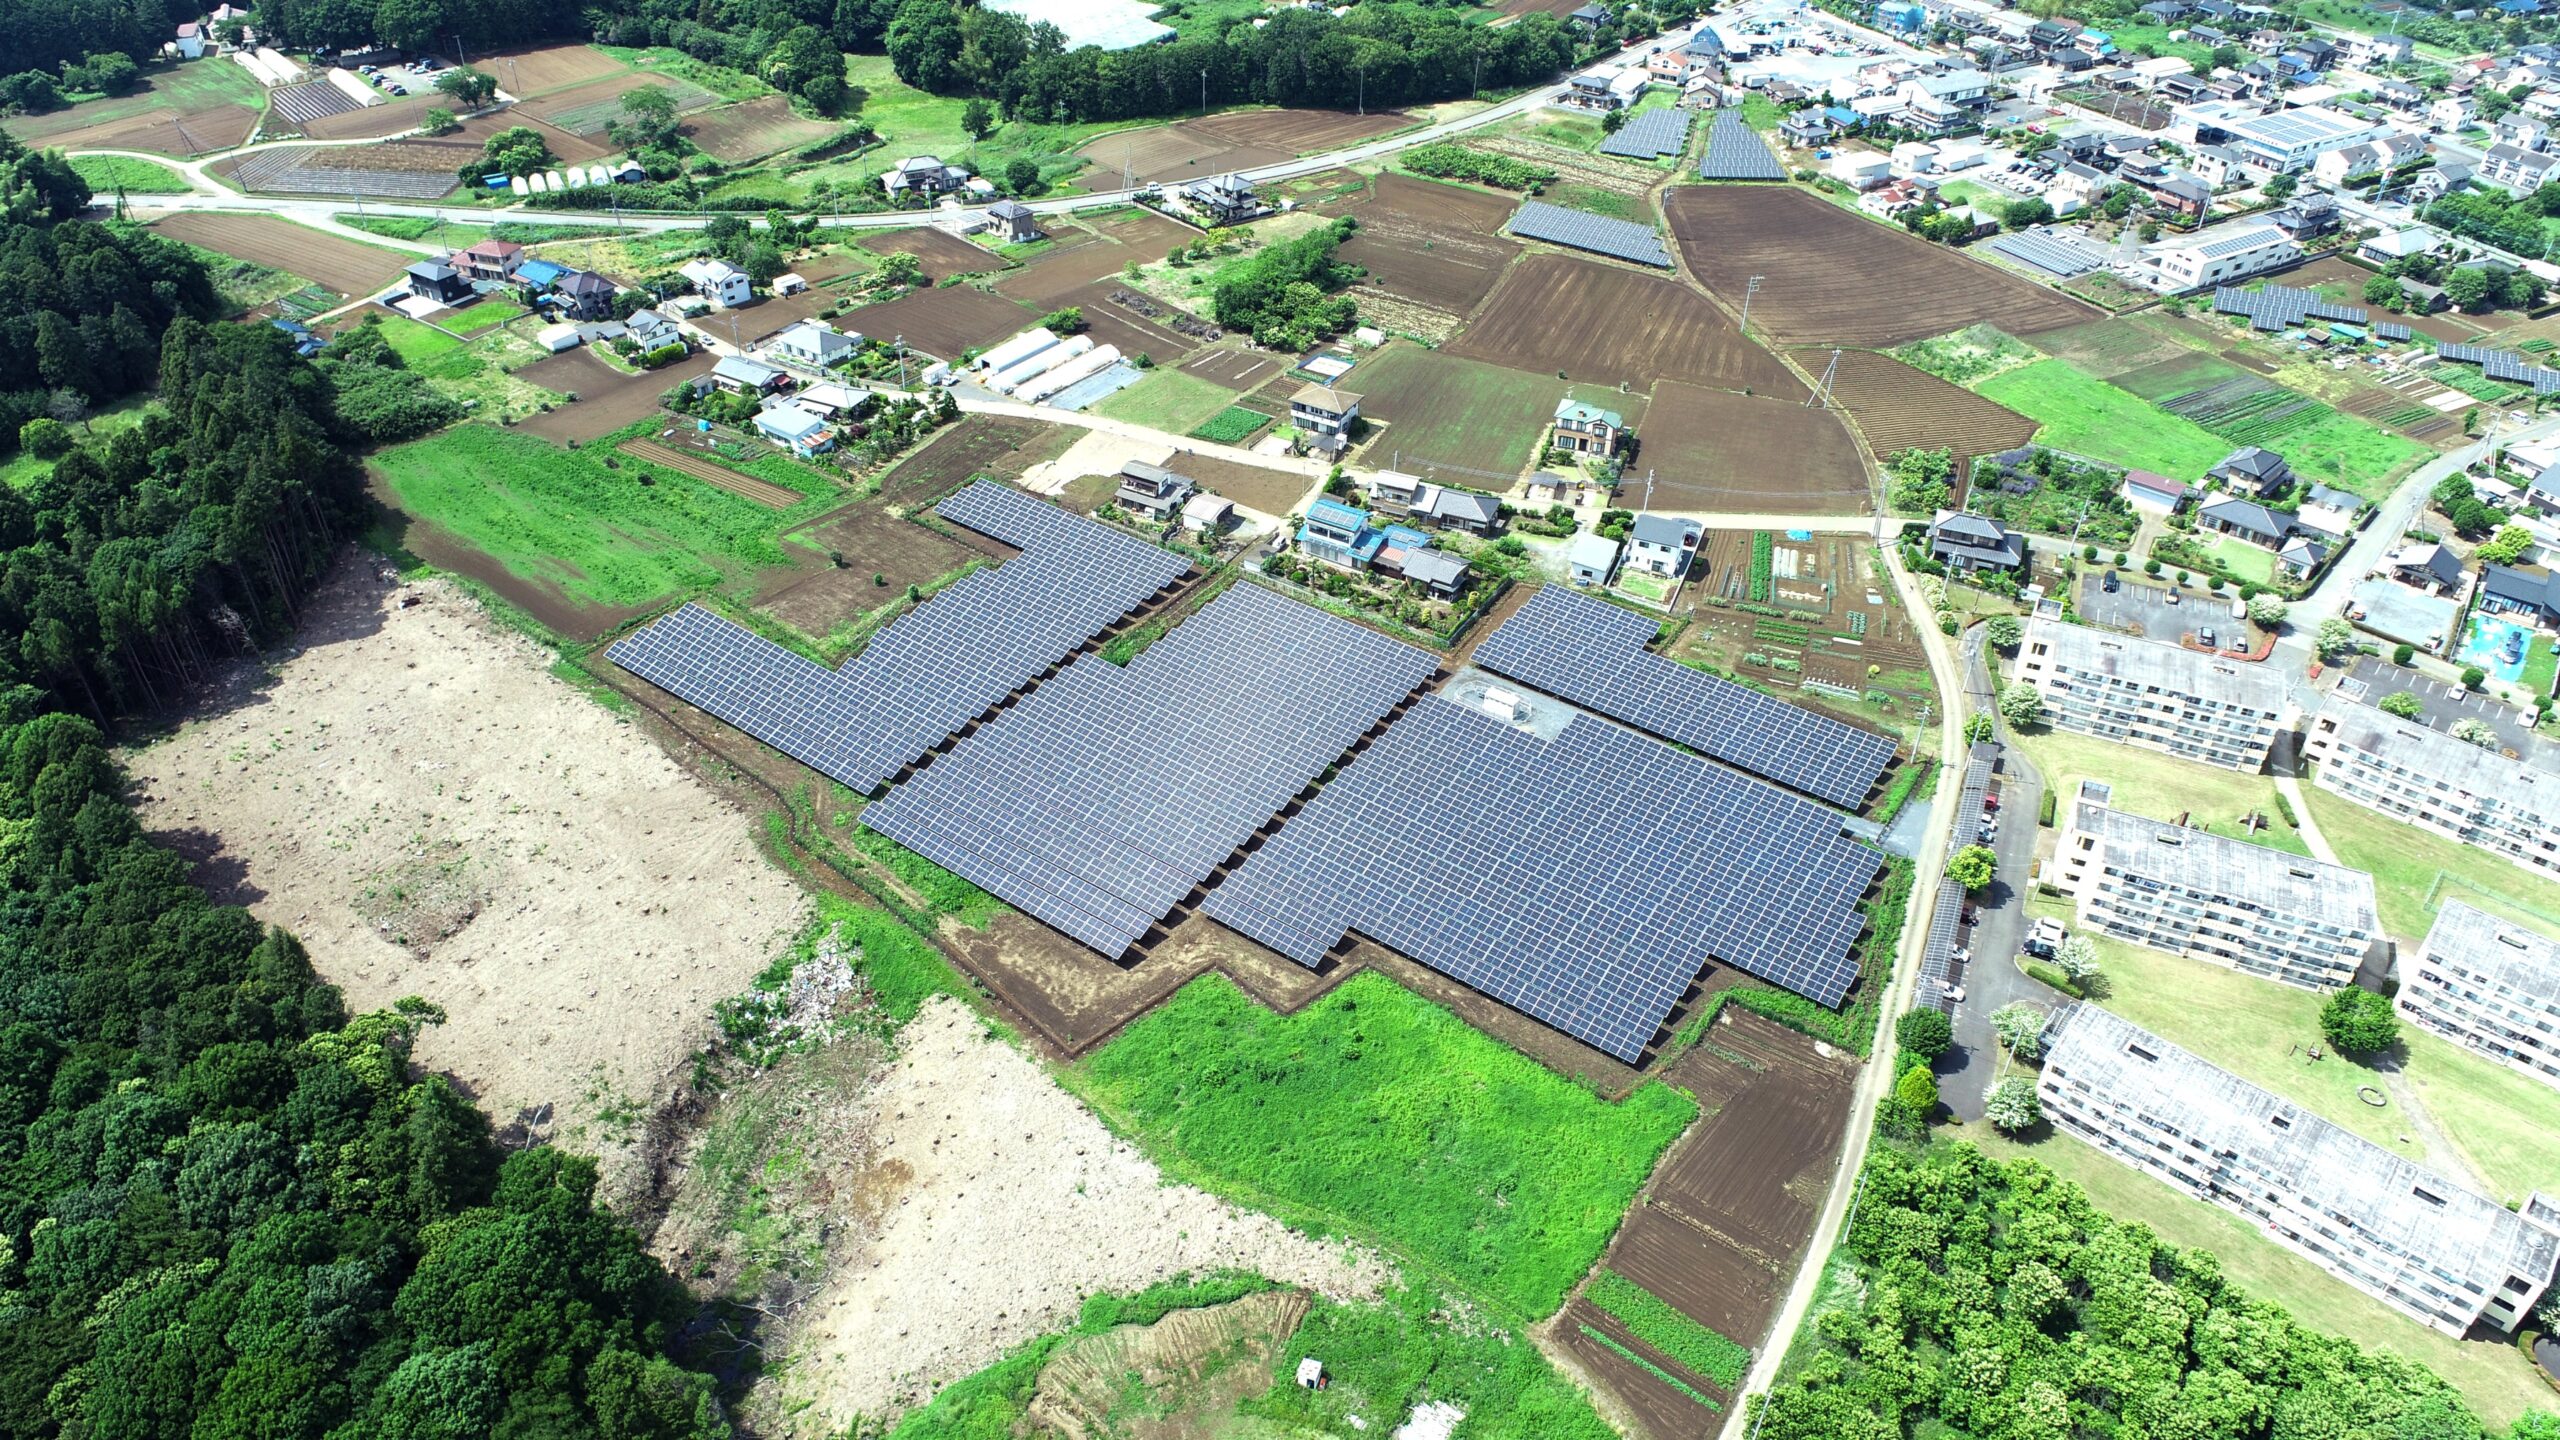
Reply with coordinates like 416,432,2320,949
1450,254,1800,396
152,212,413,298
624,440,801,507
1814,349,2038,466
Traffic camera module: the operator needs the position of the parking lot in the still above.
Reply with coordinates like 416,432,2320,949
355,56,444,98
2337,657,2560,764
2077,570,2255,650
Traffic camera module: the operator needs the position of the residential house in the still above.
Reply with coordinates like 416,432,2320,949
2386,540,2466,593
1183,172,1263,224
1553,397,1626,458
1298,497,1387,571
1568,532,1621,587
2480,564,2560,623
1929,509,2025,573
2015,619,2287,770
554,269,616,321
767,321,857,369
753,402,832,457
2527,466,2560,518
2345,31,2416,67
2480,141,2560,191
2188,143,2249,187
1860,177,1929,219
626,308,681,350
402,261,470,305
1289,383,1361,454
2412,158,2474,203
679,257,752,309
711,355,785,396
1114,461,1195,520
1380,538,1470,599
2431,95,2480,130
1830,150,1893,189
2123,470,2194,512
882,155,972,200
986,199,1041,244
1364,472,1501,534
455,238,524,283
2149,172,2213,220
2269,192,2340,237
2210,444,2294,497
2372,79,2425,112
1524,471,1581,509
1781,108,1838,146
2198,495,2294,547
1625,514,1702,578
1567,2,1610,31
513,257,567,291
173,21,204,57
793,382,872,420
2358,226,2439,264
2278,533,2327,579
2498,114,2552,149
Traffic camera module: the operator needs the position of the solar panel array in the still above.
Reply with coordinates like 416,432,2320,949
607,481,1190,792
1601,105,1695,160
2375,321,2413,341
864,583,1439,957
1204,698,1881,1061
2435,342,2560,393
1989,229,2101,278
2211,284,2366,329
1472,587,1897,809
1507,200,1674,268
1695,108,1784,179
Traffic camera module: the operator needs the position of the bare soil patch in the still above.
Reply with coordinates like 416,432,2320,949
861,226,1006,282
688,94,836,162
300,93,440,141
515,348,717,442
755,505,990,639
878,413,1079,503
1819,348,2039,467
1060,282,1201,361
1666,186,2098,348
1071,109,1408,190
839,284,1041,361
125,556,807,1200
779,996,1385,1426
5,69,257,154
485,42,633,96
153,212,410,297
1449,255,1801,395
1031,1289,1312,1434
1179,346,1284,392
1176,453,1316,516
1634,381,1871,514
1329,172,1520,319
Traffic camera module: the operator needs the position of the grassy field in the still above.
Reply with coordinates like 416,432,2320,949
447,297,529,336
335,214,632,246
1975,358,2232,478
4,57,263,141
2263,410,2429,503
592,45,771,101
771,56,1127,200
1957,1121,2552,1429
165,240,309,316
1076,972,1695,1318
1348,343,1560,476
2009,725,2307,854
370,423,838,608
2302,785,2560,942
0,395,156,489
1090,367,1237,434
374,315,465,365
2527,635,2558,696
69,154,191,194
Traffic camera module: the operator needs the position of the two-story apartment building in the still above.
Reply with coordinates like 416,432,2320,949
1114,461,1195,520
2040,1003,2560,1338
2014,619,2287,770
2050,780,2381,989
2302,695,2560,882
2402,901,2560,1091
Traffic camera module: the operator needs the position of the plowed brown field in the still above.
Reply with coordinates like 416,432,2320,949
1328,173,1520,317
1072,109,1410,189
686,94,835,162
861,227,1005,282
1665,187,2098,348
839,286,1041,361
1634,382,1870,513
1449,254,1800,394
1818,349,2039,466
153,212,411,297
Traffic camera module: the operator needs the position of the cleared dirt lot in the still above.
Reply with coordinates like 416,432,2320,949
1331,172,1521,323
1072,109,1410,189
689,94,837,162
125,556,806,1202
1635,381,1872,514
1666,186,2098,348
840,284,1042,361
1181,345,1285,392
1450,255,1802,395
860,227,1006,282
153,212,412,297
515,348,717,442
1820,348,2039,465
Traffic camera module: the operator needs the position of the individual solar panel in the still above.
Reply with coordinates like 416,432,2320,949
863,582,1439,958
1204,697,1882,1061
608,481,1190,792
1601,106,1694,160
1472,587,1897,808
1694,108,1783,179
1507,199,1674,268
1990,229,2100,278
2305,300,2365,323
2376,321,2412,341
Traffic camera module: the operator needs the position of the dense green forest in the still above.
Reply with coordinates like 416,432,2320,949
1753,1144,2552,1440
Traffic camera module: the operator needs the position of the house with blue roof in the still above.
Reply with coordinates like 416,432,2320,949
515,258,568,290
1299,498,1388,571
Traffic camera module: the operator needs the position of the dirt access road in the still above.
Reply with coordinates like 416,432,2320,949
125,554,807,1199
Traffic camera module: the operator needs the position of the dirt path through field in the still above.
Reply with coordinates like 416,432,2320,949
124,553,807,1199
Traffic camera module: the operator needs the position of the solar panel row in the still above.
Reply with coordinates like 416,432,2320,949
1507,200,1673,268
2436,342,2560,391
1989,229,2100,279
1204,698,1880,1061
607,481,1190,793
1695,109,1784,180
2211,283,2365,329
1471,587,1897,809
864,582,1440,958
1600,106,1693,160
2375,321,2413,341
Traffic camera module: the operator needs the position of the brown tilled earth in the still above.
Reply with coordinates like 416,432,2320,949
152,212,413,296
1817,348,2040,466
1450,254,1802,395
1633,382,1873,514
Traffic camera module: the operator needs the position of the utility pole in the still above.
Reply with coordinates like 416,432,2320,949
1806,347,1840,408
1357,60,1368,117
1740,273,1764,334
1200,67,1209,116
896,334,909,388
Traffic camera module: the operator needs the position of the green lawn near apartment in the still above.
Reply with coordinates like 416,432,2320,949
1956,1122,2552,1430
68,154,190,194
447,297,529,336
1076,972,1696,1318
2301,785,2560,944
1974,358,2231,478
1089,367,1237,435
369,424,838,608
2526,635,2559,696
2007,725,2306,855
1934,178,2002,209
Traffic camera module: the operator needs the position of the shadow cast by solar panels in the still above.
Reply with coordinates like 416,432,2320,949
1472,587,1897,809
604,481,1192,794
862,582,1443,958
1203,696,1882,1063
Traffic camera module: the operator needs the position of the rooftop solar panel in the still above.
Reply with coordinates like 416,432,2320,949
1472,587,1897,808
607,481,1189,792
863,582,1439,957
1695,108,1784,179
1601,106,1694,160
1989,229,2100,278
1204,697,1881,1061
1507,200,1674,267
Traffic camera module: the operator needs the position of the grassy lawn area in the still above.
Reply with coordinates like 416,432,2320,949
592,44,771,101
1956,1121,2553,1430
68,154,190,194
447,297,529,336
2301,785,2560,943
163,240,308,316
0,394,156,489
2523,634,2556,697
1088,367,1236,434
2188,531,2278,586
373,315,465,366
2263,411,2429,503
805,56,1130,199
1974,358,2231,479
1351,342,1563,476
1543,181,1643,221
1075,972,1696,1319
370,423,840,608
335,215,632,246
2008,724,2306,854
